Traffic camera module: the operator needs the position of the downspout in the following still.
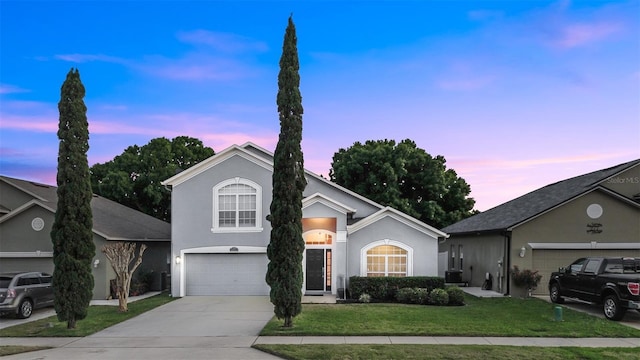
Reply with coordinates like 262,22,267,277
504,231,512,296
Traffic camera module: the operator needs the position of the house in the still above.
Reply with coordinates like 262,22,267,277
161,143,447,297
440,159,640,296
0,176,171,300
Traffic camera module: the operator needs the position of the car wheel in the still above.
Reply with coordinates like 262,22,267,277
549,283,564,304
17,299,33,319
603,295,626,321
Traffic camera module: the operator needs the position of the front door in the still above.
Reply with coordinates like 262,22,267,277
306,249,324,291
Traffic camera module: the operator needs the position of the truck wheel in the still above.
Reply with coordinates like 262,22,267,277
603,295,626,321
17,299,33,319
549,283,564,304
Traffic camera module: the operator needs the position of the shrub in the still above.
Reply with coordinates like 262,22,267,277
429,288,449,306
359,293,371,303
446,286,465,306
349,276,444,301
395,288,429,304
511,266,542,290
396,288,414,304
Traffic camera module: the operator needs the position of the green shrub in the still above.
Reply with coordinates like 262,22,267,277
396,288,414,304
429,288,449,306
446,286,465,306
349,276,444,301
358,293,371,303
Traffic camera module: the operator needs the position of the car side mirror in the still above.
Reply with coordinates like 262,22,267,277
559,267,567,274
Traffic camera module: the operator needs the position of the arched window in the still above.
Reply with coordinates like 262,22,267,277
361,240,413,277
212,178,262,232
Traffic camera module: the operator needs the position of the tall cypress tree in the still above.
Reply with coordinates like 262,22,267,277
266,16,307,328
51,68,95,329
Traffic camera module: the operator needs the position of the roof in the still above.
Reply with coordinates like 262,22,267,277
0,176,170,241
443,159,640,235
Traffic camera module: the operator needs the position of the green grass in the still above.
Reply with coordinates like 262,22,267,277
0,345,52,356
253,344,640,360
0,292,176,337
261,296,640,338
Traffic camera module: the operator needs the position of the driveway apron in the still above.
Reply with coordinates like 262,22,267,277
4,296,281,360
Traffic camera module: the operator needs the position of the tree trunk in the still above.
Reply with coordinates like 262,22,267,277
67,316,76,329
283,316,293,328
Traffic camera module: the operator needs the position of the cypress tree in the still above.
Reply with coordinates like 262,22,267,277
51,68,95,329
266,16,307,328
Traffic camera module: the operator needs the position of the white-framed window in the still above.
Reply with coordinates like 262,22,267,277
361,240,413,277
212,178,262,232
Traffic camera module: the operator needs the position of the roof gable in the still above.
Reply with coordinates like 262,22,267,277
302,193,357,214
443,159,640,234
349,206,448,239
0,175,170,241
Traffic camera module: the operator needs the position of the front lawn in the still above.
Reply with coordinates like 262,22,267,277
0,292,176,337
254,344,640,360
261,296,640,338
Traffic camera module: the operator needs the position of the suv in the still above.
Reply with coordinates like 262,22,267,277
0,272,54,318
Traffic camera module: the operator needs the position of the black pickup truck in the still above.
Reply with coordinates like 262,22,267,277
548,257,640,321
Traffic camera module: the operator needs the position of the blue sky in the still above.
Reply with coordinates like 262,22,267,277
1,0,638,211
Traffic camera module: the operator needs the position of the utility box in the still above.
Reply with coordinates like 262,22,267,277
445,270,463,283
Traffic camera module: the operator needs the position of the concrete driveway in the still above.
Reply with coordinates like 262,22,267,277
3,296,282,359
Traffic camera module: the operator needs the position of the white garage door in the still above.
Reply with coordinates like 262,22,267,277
185,253,270,295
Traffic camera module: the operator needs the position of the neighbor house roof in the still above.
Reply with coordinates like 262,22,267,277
443,159,640,235
0,176,170,241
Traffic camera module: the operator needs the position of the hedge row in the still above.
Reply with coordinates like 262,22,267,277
349,276,445,301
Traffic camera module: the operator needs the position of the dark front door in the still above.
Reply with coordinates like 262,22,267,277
306,249,324,291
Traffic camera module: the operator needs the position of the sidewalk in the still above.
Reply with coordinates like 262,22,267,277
3,335,639,348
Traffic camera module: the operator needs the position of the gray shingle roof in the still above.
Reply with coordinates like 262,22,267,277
443,159,640,235
0,176,170,241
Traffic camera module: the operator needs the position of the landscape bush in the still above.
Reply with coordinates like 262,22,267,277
446,286,465,306
429,288,449,306
395,287,429,304
349,276,445,301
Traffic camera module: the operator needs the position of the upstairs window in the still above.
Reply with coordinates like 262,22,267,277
213,178,262,232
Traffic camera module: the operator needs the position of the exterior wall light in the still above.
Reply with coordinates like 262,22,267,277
519,246,526,258
175,256,182,264
93,259,100,268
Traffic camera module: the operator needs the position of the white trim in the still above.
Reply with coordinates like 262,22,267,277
178,246,268,296
349,207,448,239
336,230,347,243
162,146,273,187
360,239,414,276
0,251,54,258
508,186,640,231
302,193,357,214
0,200,55,224
212,177,263,233
528,242,640,250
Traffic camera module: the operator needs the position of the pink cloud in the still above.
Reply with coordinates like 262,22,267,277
55,53,128,64
176,30,268,53
0,84,30,94
553,22,621,48
438,75,495,91
0,115,57,132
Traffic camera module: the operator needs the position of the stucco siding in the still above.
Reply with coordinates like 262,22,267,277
439,233,506,291
512,190,640,295
305,176,380,218
347,216,438,279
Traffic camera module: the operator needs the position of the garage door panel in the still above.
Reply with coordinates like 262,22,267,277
185,254,269,296
532,249,640,295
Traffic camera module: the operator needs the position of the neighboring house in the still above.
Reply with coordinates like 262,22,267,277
0,176,171,300
161,143,447,297
440,159,640,296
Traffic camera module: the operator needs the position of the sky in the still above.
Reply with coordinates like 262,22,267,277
1,0,639,212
